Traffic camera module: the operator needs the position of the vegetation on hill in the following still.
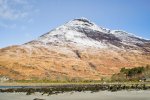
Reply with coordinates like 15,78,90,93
111,65,150,82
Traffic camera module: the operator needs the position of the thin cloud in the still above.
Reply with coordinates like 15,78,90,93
13,0,28,4
0,22,16,29
0,0,32,20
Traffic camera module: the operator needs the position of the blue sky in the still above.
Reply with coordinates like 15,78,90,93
0,0,150,48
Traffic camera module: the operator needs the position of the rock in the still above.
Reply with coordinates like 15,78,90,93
0,76,10,82
33,98,45,100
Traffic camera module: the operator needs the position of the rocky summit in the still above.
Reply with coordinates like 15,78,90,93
0,18,150,81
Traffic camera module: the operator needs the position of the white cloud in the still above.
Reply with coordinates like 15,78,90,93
0,0,32,20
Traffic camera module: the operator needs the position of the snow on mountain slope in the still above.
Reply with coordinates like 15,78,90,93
26,18,149,51
34,18,110,48
37,26,106,48
111,30,148,44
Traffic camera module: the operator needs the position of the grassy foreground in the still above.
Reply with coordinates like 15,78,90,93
0,81,150,86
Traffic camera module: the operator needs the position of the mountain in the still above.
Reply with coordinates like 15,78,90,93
0,18,150,81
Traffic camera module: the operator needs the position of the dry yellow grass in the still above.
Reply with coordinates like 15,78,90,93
0,45,150,81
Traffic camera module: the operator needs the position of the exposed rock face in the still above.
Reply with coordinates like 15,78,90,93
0,18,150,81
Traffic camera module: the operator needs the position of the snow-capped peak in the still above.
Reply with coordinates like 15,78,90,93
32,18,111,48
68,17,94,25
26,18,149,50
62,18,110,33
